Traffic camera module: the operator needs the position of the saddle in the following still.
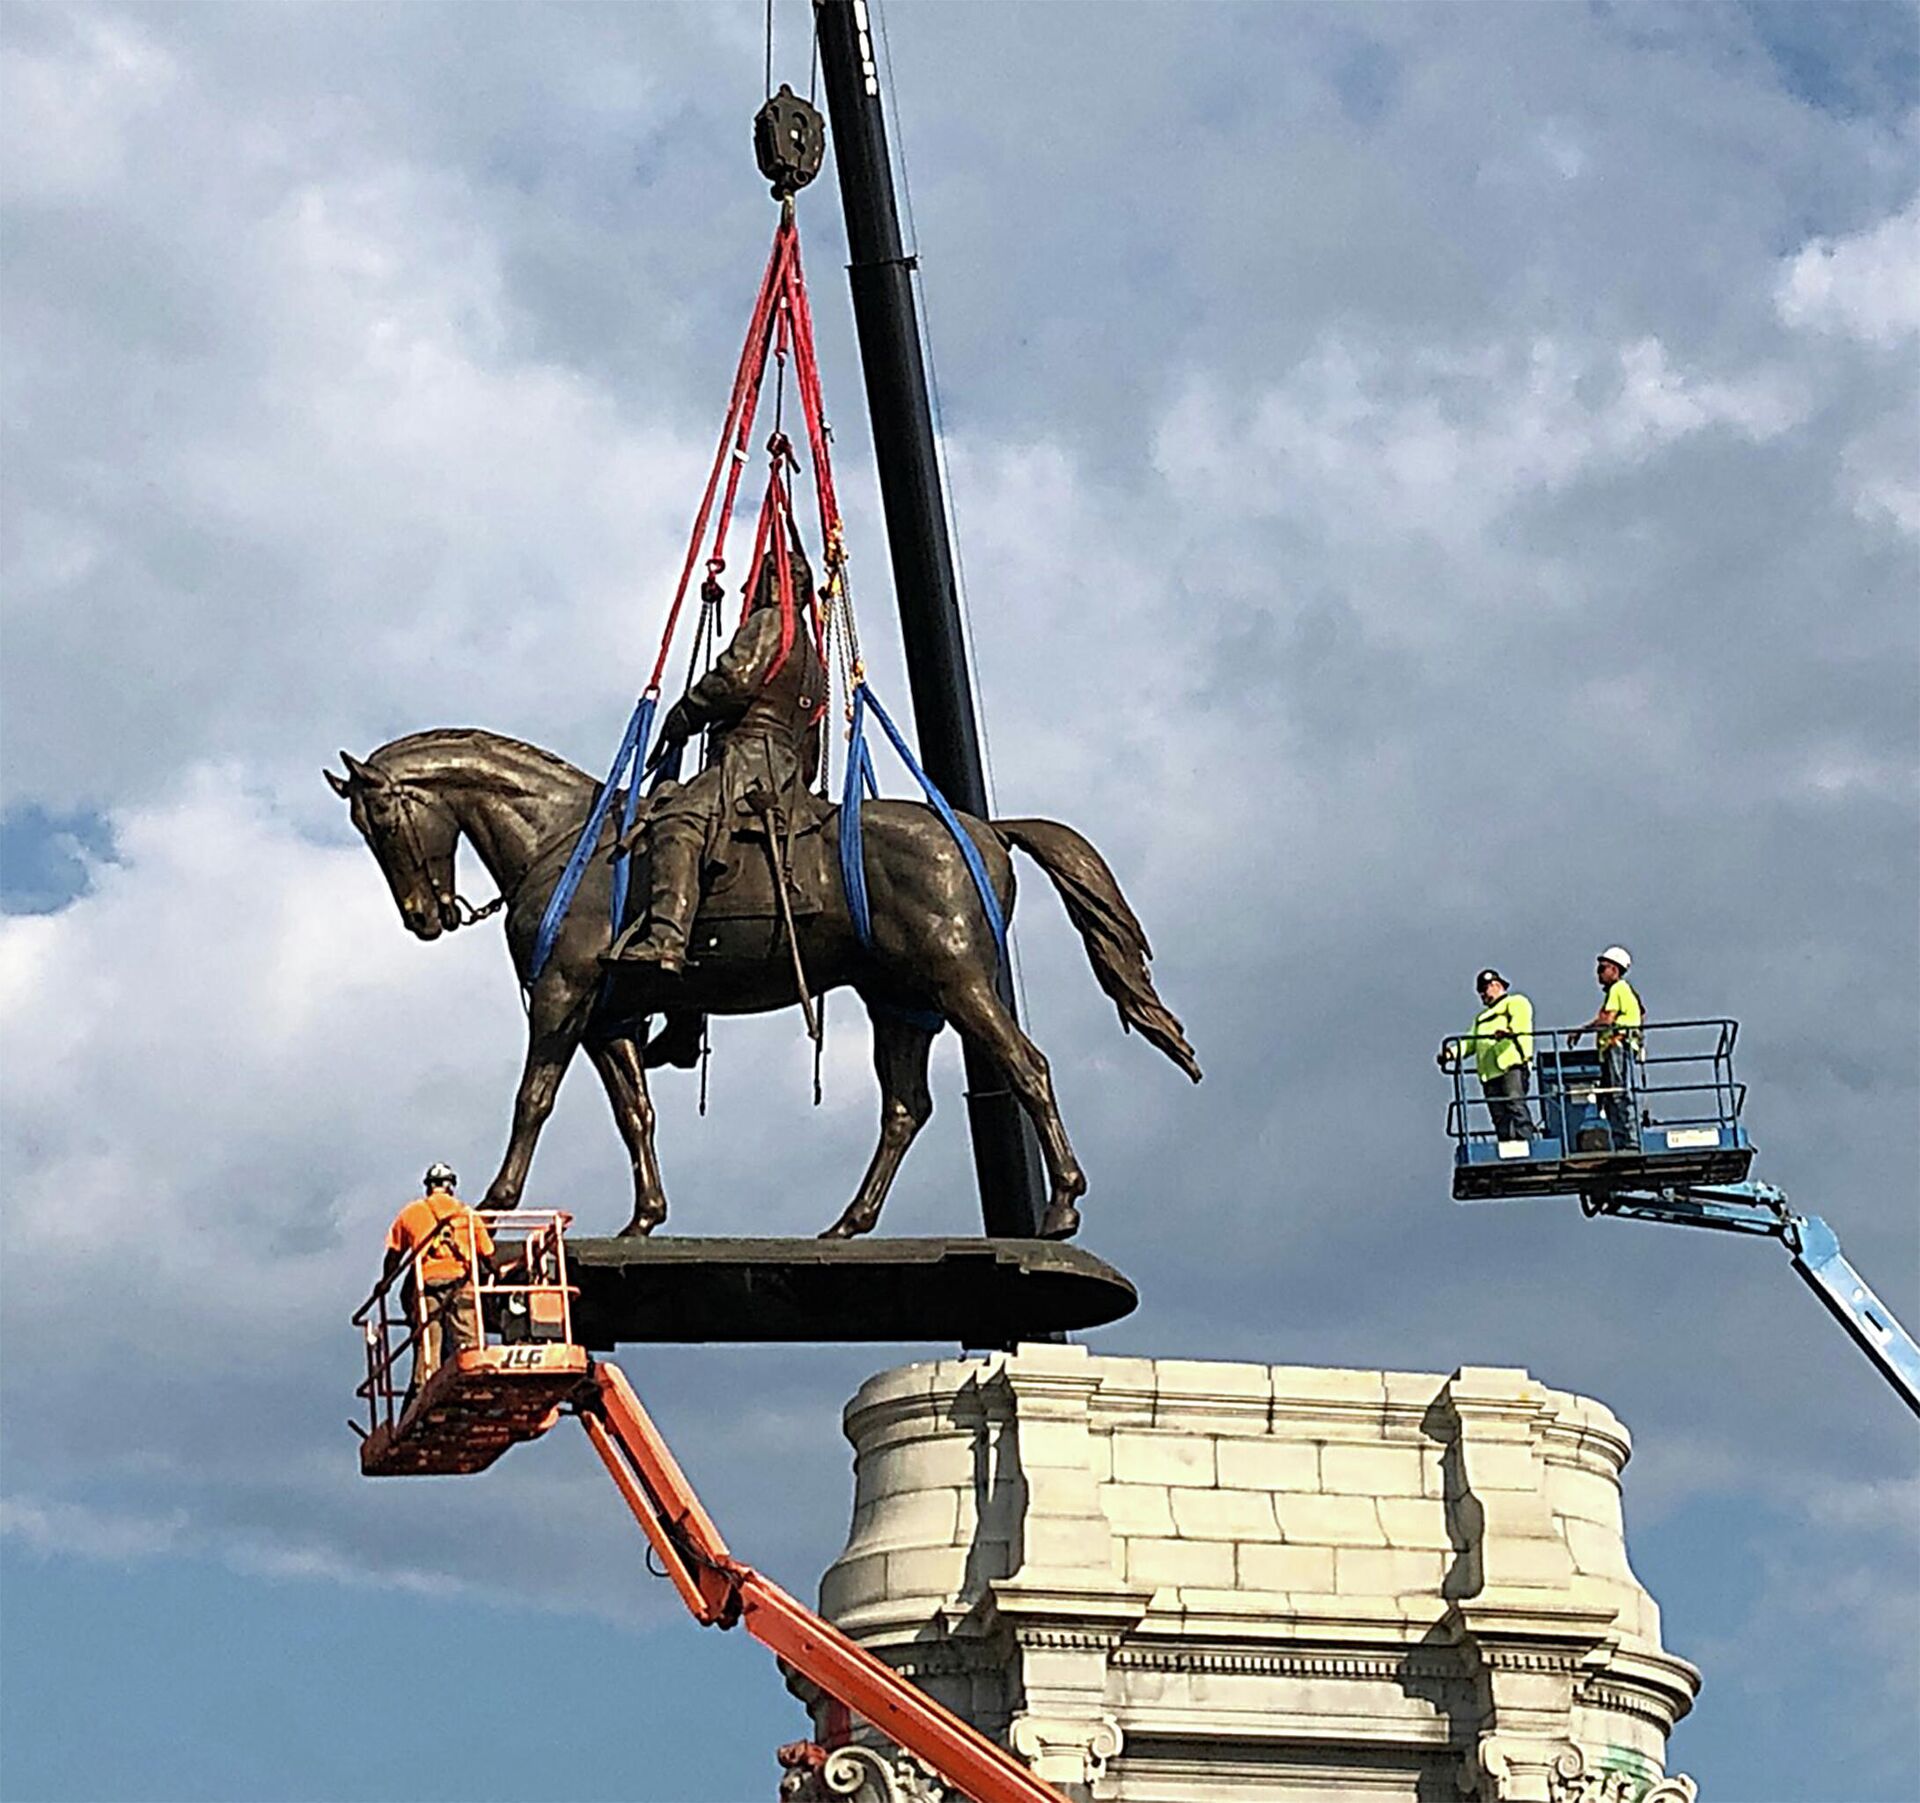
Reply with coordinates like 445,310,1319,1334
696,792,836,943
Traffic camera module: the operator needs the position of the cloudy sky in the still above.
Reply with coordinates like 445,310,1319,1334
2,2,1915,1798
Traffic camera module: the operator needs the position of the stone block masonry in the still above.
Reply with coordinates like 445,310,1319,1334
791,1348,1699,1803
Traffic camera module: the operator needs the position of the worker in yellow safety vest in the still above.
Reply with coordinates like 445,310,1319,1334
383,1163,494,1400
1568,945,1644,1148
1437,968,1538,1142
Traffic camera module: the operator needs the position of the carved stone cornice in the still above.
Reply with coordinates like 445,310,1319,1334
1112,1644,1466,1683
1152,1586,1451,1621
980,1578,1153,1642
1445,1597,1621,1657
1583,1644,1703,1731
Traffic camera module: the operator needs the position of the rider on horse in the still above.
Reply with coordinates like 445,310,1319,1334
610,539,826,978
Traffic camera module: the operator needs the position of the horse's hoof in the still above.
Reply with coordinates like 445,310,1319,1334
618,1211,665,1238
818,1212,875,1241
1039,1201,1081,1240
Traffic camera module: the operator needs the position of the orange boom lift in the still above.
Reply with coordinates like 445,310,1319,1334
353,1213,1063,1803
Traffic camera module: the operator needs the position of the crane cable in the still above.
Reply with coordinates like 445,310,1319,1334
530,122,1003,1006
531,219,804,980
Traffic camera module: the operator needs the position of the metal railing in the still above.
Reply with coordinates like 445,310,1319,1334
352,1210,577,1440
1445,1017,1747,1159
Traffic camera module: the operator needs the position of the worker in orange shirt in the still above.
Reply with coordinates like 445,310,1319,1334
384,1163,494,1400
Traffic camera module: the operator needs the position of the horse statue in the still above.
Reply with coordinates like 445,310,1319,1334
328,728,1199,1238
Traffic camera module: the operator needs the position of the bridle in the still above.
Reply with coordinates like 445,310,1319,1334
381,780,506,930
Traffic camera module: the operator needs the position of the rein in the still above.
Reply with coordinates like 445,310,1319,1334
387,783,508,932
452,892,508,927
387,781,608,934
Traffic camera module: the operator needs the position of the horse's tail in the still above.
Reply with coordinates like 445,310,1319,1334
994,819,1202,1083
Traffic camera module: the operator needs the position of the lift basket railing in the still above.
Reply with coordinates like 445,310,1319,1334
1446,1017,1750,1193
353,1211,578,1437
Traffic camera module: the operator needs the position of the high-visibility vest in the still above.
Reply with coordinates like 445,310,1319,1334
1453,993,1534,1084
1599,979,1643,1054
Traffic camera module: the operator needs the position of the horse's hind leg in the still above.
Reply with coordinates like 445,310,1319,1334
936,975,1088,1239
820,1010,938,1240
586,1035,668,1236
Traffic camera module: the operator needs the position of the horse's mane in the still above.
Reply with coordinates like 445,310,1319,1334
369,728,596,798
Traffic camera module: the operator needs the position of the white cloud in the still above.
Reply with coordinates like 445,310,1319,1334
0,1494,187,1562
1775,197,1920,348
0,40,714,813
0,765,512,1327
1803,1473,1920,1534
1536,123,1588,182
1748,1481,1920,1762
1772,201,1920,539
0,10,178,203
1840,406,1920,537
1154,334,1805,555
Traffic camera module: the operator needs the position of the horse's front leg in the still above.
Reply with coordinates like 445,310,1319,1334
586,1034,668,1235
484,990,590,1212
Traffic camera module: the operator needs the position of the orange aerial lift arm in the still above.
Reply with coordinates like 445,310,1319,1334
577,1362,1064,1803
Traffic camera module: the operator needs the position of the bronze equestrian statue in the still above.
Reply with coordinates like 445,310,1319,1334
328,644,1199,1240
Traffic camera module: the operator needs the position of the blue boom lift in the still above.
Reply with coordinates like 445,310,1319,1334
1444,1017,1920,1417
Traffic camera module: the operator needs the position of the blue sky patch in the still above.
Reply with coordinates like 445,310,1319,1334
0,805,115,915
1741,0,1920,121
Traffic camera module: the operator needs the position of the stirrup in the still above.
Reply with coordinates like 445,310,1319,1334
606,937,691,979
606,910,691,967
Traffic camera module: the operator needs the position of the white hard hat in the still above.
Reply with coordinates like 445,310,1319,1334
423,1162,458,1190
1598,945,1632,971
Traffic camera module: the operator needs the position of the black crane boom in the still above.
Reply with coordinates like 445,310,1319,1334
813,0,1050,1247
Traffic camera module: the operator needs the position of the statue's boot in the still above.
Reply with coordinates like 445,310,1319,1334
606,819,702,975
643,1010,706,1069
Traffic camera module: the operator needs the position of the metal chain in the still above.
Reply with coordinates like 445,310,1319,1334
389,784,508,930
453,892,507,927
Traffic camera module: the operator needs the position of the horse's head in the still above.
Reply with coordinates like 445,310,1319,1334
326,752,463,940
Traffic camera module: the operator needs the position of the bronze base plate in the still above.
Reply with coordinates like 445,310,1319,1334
565,1235,1137,1346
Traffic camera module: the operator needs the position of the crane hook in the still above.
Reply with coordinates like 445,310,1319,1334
753,84,826,201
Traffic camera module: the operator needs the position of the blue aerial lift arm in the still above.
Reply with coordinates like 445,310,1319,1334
1583,1182,1920,1418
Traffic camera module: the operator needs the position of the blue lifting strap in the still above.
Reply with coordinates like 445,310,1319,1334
531,693,658,983
837,685,1007,1000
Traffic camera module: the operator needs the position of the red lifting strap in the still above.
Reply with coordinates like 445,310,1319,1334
648,214,844,700
740,443,827,695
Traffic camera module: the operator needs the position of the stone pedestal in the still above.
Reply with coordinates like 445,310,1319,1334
790,1347,1699,1803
